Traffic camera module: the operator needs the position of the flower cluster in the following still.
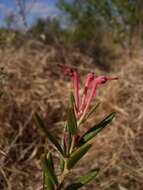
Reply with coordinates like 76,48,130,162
59,64,118,119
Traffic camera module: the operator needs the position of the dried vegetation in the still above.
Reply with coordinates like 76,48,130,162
0,41,143,190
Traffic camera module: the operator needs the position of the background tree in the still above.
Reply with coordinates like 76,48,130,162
29,17,62,43
15,0,37,30
15,0,28,29
57,0,143,50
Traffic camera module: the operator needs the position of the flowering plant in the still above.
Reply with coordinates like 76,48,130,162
33,65,118,190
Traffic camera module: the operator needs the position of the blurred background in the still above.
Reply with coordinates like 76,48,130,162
0,0,143,189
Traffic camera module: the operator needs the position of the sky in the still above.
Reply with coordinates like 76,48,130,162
0,0,60,27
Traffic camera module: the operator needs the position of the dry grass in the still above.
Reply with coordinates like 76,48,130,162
0,41,143,190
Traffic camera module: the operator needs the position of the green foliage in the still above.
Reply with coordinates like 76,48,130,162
43,152,58,189
67,108,77,136
79,103,100,124
32,112,64,156
31,18,46,35
33,107,116,189
58,0,103,43
60,154,65,172
57,0,143,47
70,92,75,109
33,77,117,189
67,143,92,169
29,17,62,43
0,28,19,45
65,169,99,190
62,123,72,156
78,112,116,146
1,0,143,50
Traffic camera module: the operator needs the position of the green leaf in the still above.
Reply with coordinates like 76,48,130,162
70,92,75,109
84,103,100,121
46,152,54,169
67,143,92,169
78,112,116,146
78,169,99,184
67,108,77,135
79,103,100,125
65,169,99,190
67,130,72,155
33,112,64,156
60,155,65,172
43,152,58,188
62,123,72,156
44,171,55,190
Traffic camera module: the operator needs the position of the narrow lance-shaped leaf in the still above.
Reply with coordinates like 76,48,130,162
46,152,54,169
60,155,65,172
33,112,64,156
44,152,55,190
79,103,100,125
67,91,78,136
84,103,100,120
67,108,77,135
67,143,92,169
61,122,72,157
63,123,72,156
67,129,72,155
60,123,66,171
43,152,58,188
70,92,75,109
65,169,99,190
44,171,55,190
78,112,116,146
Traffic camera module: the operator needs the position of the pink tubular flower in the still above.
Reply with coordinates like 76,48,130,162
71,71,79,112
82,76,118,118
80,72,94,114
58,64,118,119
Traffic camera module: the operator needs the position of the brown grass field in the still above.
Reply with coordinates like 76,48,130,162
0,41,143,190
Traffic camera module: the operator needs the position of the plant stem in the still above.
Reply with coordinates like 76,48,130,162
57,158,69,190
